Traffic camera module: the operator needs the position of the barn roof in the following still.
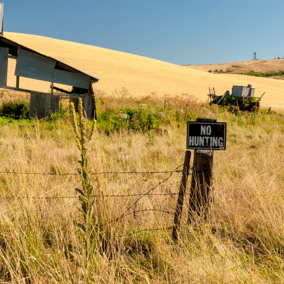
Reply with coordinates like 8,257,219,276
0,35,100,90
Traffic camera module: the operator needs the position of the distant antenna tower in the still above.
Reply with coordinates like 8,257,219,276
253,52,257,60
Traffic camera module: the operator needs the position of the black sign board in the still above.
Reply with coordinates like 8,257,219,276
186,122,227,150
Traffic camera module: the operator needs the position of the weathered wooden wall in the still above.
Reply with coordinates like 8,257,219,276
29,92,50,119
16,49,56,82
30,92,94,119
50,96,60,114
15,49,91,89
0,47,8,86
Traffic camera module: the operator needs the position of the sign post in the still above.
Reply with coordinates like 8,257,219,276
187,118,226,224
172,150,191,242
172,117,227,241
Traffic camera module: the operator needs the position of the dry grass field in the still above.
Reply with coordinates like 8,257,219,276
4,32,284,110
1,33,284,282
0,89,284,282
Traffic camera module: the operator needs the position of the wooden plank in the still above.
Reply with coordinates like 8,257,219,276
15,49,56,74
0,3,3,36
50,96,59,113
50,96,55,113
46,93,51,117
15,63,54,82
83,93,90,118
92,95,97,120
29,92,50,119
40,94,45,118
51,82,54,95
39,93,50,118
29,91,40,118
0,47,8,86
29,92,36,118
35,92,40,118
53,69,90,89
89,94,94,119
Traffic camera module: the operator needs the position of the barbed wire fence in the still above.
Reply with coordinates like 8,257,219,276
0,164,193,237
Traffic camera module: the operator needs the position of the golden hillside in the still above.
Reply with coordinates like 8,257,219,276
187,58,284,74
4,32,284,109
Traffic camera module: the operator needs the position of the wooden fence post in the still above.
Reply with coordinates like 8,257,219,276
188,118,216,224
172,150,191,242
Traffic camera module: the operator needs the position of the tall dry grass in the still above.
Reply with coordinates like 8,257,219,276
0,90,283,282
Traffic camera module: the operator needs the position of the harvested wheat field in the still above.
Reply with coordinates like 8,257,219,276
4,32,284,110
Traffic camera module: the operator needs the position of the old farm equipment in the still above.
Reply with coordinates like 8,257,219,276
208,85,265,112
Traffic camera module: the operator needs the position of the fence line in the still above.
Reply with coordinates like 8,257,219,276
0,168,189,176
0,164,191,202
0,163,192,238
0,192,191,200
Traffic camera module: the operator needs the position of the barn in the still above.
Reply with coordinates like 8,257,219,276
0,3,100,119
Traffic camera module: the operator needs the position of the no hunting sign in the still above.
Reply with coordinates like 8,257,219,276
186,122,227,150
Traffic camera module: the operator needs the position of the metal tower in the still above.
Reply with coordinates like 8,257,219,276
253,52,257,60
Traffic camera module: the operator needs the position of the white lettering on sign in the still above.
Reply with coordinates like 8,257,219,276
187,136,224,148
201,125,212,135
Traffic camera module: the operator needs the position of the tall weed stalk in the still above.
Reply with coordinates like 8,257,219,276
70,98,98,260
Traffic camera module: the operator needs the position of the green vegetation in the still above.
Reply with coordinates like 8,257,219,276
239,70,284,77
0,90,284,282
0,98,29,119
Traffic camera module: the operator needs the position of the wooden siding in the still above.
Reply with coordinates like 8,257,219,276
50,96,60,113
53,69,90,89
15,49,91,89
15,49,56,82
15,63,54,82
0,47,8,86
16,49,56,72
29,92,50,118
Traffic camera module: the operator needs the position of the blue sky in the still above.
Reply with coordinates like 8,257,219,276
4,0,284,65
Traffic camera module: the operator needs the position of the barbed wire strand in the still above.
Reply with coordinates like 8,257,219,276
104,164,183,226
0,168,189,176
0,192,191,200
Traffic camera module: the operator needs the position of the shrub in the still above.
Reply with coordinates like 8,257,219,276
0,99,29,119
239,70,284,78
